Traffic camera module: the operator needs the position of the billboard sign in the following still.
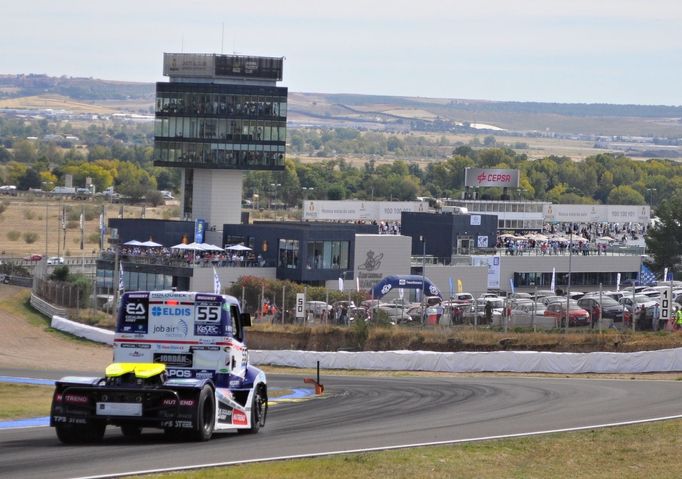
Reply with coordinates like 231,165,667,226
465,168,520,188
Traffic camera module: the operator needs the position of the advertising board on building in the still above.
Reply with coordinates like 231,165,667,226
464,168,520,188
163,53,215,77
303,201,428,222
354,235,411,292
470,255,501,289
543,204,650,224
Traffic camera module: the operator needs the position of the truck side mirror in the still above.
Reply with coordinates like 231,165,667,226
240,313,251,328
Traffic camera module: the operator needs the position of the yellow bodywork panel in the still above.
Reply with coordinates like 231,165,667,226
105,363,166,379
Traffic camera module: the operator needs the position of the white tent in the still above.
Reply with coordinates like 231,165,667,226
226,244,252,251
201,243,224,252
140,240,163,247
171,242,203,251
123,240,143,246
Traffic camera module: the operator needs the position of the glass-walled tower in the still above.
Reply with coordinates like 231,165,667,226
154,53,287,227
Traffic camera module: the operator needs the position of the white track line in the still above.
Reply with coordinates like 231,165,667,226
71,413,682,479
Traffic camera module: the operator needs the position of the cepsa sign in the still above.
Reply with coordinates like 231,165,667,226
465,168,520,188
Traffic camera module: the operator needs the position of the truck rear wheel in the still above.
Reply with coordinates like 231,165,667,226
56,422,105,444
191,385,215,441
120,424,142,438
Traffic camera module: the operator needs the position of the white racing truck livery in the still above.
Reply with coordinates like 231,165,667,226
50,291,267,443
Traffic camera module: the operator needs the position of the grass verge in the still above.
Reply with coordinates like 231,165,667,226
0,384,52,420
135,419,682,479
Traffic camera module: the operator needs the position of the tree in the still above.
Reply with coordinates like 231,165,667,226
17,167,42,190
645,193,682,275
607,185,644,205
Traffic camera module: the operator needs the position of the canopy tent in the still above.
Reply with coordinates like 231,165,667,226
171,242,205,251
123,240,143,246
200,243,224,252
140,240,162,247
369,274,442,300
226,244,252,251
597,236,616,242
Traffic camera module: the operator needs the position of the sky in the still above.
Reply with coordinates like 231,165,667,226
2,0,681,105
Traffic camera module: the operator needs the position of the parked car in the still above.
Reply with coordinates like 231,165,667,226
47,256,65,265
618,295,659,324
509,302,552,329
544,301,590,327
23,254,43,261
577,296,632,324
541,295,566,306
374,303,411,323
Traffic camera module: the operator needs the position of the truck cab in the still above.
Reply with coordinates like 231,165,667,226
50,290,267,443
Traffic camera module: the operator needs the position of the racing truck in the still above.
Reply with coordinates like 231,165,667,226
50,290,267,443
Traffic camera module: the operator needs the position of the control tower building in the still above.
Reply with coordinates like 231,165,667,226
153,53,287,228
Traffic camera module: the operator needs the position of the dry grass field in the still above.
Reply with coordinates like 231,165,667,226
0,94,120,114
0,195,178,258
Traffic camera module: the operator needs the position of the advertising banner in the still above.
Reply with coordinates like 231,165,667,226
194,218,206,244
465,168,520,188
543,204,650,224
470,255,501,289
303,200,428,222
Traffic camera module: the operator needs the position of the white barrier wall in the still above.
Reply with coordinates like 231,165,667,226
49,318,682,374
250,349,682,374
51,315,115,345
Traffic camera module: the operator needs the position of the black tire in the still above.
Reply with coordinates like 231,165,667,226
56,422,105,444
191,385,215,442
120,424,142,438
239,386,267,434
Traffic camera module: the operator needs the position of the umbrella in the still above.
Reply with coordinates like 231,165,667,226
140,240,162,247
123,240,143,246
597,236,616,242
226,244,252,251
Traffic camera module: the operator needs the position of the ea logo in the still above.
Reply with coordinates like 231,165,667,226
125,303,145,315
381,284,392,295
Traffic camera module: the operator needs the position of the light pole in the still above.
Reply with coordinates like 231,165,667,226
420,235,426,324
269,183,281,209
565,229,573,332
302,187,314,205
646,188,657,208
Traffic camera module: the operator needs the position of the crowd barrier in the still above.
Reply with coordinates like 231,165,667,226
48,317,682,374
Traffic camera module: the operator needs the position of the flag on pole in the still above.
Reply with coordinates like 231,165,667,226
79,209,84,250
338,277,344,292
356,277,360,292
457,279,463,294
616,273,621,292
448,277,454,297
550,267,556,292
119,261,124,293
509,277,515,294
664,267,669,283
213,267,221,294
640,264,656,285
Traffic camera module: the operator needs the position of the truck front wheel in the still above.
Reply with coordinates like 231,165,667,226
191,385,215,441
239,386,267,434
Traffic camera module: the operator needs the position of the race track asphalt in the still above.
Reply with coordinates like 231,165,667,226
1,370,681,479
